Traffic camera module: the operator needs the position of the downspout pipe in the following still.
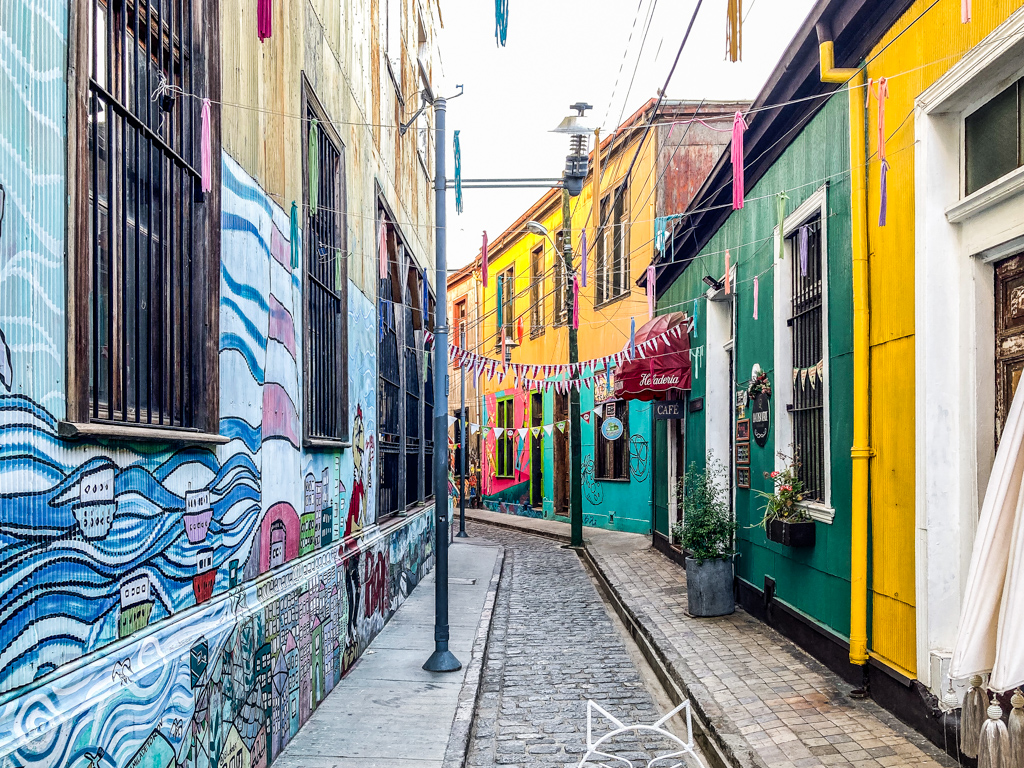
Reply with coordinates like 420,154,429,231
818,22,871,668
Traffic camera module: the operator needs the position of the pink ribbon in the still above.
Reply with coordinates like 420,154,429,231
257,0,272,41
876,77,889,164
572,276,580,329
481,231,489,288
962,0,971,22
724,249,731,295
753,276,758,320
200,98,212,193
646,265,656,318
731,111,747,210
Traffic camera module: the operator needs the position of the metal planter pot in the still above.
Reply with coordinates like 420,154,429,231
767,519,816,547
684,556,735,617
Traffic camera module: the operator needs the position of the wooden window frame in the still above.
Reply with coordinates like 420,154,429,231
595,400,630,481
595,185,630,308
495,266,514,351
63,0,222,443
530,243,545,338
302,82,349,447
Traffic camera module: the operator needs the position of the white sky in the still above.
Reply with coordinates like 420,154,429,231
436,0,819,269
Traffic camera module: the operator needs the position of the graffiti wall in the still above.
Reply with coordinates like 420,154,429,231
0,150,433,767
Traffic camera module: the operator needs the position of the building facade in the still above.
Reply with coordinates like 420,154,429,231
0,0,441,766
650,0,1024,753
467,101,739,531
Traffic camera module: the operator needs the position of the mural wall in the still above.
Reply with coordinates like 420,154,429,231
0,149,432,767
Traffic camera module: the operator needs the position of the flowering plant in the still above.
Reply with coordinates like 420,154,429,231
754,454,809,529
747,372,772,399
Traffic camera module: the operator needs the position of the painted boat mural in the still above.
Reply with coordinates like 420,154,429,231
184,489,215,544
118,573,154,639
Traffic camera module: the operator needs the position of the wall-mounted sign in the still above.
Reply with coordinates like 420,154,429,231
688,397,704,413
751,392,771,447
654,401,686,420
601,417,624,441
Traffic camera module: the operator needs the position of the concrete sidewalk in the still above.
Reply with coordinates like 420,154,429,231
274,538,503,768
465,508,953,768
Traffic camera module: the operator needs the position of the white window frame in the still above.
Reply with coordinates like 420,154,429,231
772,184,833,524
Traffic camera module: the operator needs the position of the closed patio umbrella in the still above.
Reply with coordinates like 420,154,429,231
950,380,1024,691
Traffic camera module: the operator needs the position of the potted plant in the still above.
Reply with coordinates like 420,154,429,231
678,461,736,617
756,455,815,547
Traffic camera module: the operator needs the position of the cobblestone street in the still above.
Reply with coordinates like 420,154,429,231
464,524,694,768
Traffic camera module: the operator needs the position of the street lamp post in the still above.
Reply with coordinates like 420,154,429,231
423,94,462,674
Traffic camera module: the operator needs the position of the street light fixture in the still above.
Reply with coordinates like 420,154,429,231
551,103,594,198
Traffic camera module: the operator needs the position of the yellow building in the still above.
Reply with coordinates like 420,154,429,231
464,100,741,528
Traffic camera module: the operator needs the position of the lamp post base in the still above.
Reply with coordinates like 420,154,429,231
422,649,462,673
456,530,469,538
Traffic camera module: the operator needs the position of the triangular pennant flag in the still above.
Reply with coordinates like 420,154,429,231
582,412,592,424
556,421,566,433
817,360,823,378
800,369,808,388
531,426,541,437
517,427,528,439
593,407,602,418
543,424,553,436
470,423,480,435
448,414,458,427
809,367,818,389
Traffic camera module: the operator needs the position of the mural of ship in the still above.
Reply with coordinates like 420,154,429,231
73,465,116,540
182,488,213,544
118,573,154,639
193,548,216,604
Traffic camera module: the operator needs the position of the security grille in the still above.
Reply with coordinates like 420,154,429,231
790,219,824,502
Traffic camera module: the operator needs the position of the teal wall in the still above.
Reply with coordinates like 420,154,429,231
541,386,654,535
655,95,854,637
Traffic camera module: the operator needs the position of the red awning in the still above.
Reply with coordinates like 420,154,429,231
613,312,691,401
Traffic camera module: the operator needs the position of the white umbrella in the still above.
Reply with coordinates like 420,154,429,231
950,379,1024,691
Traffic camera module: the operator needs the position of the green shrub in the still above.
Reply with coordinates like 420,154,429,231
678,460,735,564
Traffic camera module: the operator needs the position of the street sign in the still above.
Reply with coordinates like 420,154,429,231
653,401,686,419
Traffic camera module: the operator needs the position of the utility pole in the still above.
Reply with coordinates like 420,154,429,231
564,189,583,549
457,324,468,537
423,94,461,673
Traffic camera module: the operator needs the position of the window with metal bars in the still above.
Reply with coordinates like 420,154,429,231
596,187,629,306
378,257,401,517
495,268,514,351
79,0,217,429
404,305,421,506
304,95,348,442
788,218,825,503
530,244,545,337
496,398,514,478
595,400,629,480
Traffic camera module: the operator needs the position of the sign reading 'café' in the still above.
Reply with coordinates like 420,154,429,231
751,392,771,447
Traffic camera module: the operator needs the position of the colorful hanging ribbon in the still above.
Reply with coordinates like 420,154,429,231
799,225,809,276
726,0,742,62
731,111,747,210
875,77,889,227
308,118,320,215
724,250,731,295
454,130,464,214
630,317,636,359
879,160,890,227
481,231,489,288
495,0,509,46
581,231,588,288
379,218,388,277
646,265,656,318
753,276,759,320
776,192,788,257
290,201,300,269
200,98,212,193
962,0,971,22
257,0,272,41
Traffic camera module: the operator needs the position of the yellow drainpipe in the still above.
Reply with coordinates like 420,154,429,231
819,30,871,667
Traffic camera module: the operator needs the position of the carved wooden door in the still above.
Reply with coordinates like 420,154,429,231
995,255,1024,442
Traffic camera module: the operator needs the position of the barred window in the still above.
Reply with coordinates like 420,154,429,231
789,219,825,502
79,0,218,429
595,400,629,480
496,398,514,478
304,96,348,442
530,244,545,336
378,244,401,517
596,187,629,305
553,231,567,326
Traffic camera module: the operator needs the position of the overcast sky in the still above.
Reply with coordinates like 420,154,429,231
436,0,818,269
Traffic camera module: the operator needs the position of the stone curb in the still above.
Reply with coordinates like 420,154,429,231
466,513,766,768
441,544,506,768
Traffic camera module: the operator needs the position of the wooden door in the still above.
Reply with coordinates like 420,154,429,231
530,393,543,507
996,255,1024,442
553,393,569,516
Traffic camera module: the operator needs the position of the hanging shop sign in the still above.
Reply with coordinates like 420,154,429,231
601,417,624,441
654,401,686,420
751,392,771,447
